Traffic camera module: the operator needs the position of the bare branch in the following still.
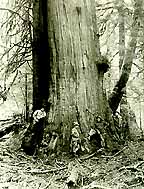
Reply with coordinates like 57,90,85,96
0,7,26,22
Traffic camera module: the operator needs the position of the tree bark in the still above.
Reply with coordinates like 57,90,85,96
45,0,118,153
108,0,143,114
117,0,130,140
118,0,125,71
22,0,120,155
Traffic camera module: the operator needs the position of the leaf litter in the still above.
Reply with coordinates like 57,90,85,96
0,132,144,188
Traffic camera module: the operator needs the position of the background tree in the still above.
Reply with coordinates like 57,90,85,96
108,0,143,114
117,0,129,141
97,0,143,139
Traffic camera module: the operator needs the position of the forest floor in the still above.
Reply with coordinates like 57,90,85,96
0,126,144,188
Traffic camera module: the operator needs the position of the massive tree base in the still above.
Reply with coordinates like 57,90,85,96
21,112,122,157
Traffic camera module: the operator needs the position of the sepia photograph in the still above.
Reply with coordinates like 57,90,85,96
0,0,143,188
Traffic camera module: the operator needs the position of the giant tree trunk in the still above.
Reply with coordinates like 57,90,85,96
46,0,118,153
22,0,119,155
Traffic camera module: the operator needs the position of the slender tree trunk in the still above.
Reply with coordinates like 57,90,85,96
117,0,130,140
108,0,143,114
25,72,28,122
118,0,125,71
25,69,29,122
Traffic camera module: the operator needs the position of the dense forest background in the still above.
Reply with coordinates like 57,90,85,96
0,0,144,188
0,0,32,119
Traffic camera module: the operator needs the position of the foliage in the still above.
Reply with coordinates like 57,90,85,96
0,0,32,116
0,0,32,75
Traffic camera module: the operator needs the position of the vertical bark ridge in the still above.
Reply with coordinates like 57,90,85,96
47,0,113,150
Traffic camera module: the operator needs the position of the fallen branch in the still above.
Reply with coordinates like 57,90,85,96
119,165,144,173
111,146,127,158
0,118,12,122
135,161,144,168
26,166,67,174
81,181,111,189
0,122,21,138
118,160,144,172
80,152,98,161
0,124,15,138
